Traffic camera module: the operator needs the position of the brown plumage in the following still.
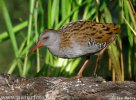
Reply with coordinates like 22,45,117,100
59,20,120,49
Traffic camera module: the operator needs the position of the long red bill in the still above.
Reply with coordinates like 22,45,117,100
29,41,44,55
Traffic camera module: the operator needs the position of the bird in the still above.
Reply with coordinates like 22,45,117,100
30,20,120,77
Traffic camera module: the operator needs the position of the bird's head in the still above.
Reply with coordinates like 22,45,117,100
30,29,59,53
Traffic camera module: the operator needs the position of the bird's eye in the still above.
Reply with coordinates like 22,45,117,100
43,36,48,40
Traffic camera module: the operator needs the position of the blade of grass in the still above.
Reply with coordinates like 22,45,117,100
23,0,35,77
82,5,91,20
61,0,71,23
122,0,134,78
0,0,23,75
0,21,28,42
56,0,89,29
38,0,44,32
52,0,59,27
8,38,27,74
0,0,18,57
108,43,122,81
48,0,52,28
34,0,40,73
72,1,79,21
69,59,81,75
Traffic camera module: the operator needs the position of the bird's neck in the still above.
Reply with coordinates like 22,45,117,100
47,33,61,56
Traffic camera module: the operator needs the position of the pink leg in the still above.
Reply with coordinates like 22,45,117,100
76,58,89,78
93,48,106,75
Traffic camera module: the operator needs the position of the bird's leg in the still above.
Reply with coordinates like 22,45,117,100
93,48,106,76
76,57,90,78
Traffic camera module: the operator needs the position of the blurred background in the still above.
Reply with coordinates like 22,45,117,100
0,0,136,81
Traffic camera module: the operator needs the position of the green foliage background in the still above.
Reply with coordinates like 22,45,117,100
0,0,136,81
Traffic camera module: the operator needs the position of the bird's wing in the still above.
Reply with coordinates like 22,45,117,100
58,20,120,49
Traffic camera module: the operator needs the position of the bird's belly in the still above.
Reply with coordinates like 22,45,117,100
59,48,83,58
49,40,105,59
58,43,102,59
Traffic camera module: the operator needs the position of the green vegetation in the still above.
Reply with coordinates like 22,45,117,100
0,0,135,81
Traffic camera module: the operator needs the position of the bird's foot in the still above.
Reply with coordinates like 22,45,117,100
92,73,98,77
65,75,84,85
66,74,83,81
75,74,83,78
